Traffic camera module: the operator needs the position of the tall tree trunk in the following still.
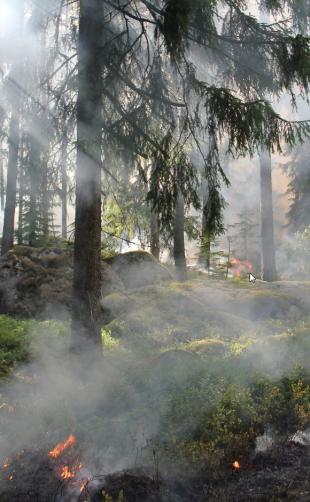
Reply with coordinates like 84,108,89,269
199,184,211,270
150,210,160,260
71,0,103,350
28,134,40,247
260,150,277,281
149,162,160,259
174,192,187,281
17,140,25,245
1,110,20,254
61,134,68,239
0,159,4,211
41,158,49,241
1,0,24,255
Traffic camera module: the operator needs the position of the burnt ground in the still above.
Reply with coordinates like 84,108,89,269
204,441,310,501
1,441,310,501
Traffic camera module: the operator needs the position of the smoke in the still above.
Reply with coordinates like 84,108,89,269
0,252,309,500
0,330,154,473
0,1,310,499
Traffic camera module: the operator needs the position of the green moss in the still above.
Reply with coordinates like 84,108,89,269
101,329,121,351
230,336,256,356
101,248,117,260
104,319,127,338
184,338,227,356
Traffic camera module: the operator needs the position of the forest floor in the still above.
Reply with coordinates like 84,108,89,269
0,271,310,500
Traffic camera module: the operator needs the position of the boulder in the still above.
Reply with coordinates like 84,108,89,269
104,250,172,289
0,246,124,318
0,248,171,319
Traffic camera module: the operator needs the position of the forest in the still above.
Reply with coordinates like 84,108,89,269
0,0,310,500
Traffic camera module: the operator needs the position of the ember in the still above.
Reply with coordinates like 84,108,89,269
2,459,10,469
79,479,90,492
48,434,77,459
232,460,240,470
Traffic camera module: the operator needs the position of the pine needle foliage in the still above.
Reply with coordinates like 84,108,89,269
87,0,310,228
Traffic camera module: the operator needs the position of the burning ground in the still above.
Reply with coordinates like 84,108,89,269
0,270,310,500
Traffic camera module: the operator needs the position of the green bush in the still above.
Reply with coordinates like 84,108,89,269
157,364,310,474
0,316,70,376
0,316,30,375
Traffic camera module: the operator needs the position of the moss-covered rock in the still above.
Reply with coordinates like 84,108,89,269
0,246,124,318
104,250,172,289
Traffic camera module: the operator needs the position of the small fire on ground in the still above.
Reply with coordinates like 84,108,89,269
2,459,10,469
48,433,77,459
232,460,241,470
48,434,90,494
229,257,253,278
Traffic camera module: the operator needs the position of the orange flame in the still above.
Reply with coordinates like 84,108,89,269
8,474,14,481
60,462,83,481
232,460,240,470
80,479,89,492
48,434,77,459
2,459,10,469
60,466,75,480
229,257,253,278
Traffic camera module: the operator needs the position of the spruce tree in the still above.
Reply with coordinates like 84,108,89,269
284,141,310,232
71,0,310,341
1,0,24,255
71,0,104,349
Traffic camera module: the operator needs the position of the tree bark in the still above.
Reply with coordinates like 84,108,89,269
260,150,277,281
17,140,25,245
61,134,68,240
150,209,160,260
28,133,40,247
199,184,211,270
0,159,4,211
1,0,24,255
1,109,20,255
174,191,187,281
41,158,49,241
71,0,103,350
149,161,160,259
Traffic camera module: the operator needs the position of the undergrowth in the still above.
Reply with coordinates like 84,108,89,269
0,311,310,478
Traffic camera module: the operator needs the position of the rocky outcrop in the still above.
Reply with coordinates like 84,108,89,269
0,246,123,318
104,250,172,289
0,247,171,318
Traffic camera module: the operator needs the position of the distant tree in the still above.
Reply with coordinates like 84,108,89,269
1,0,24,255
0,158,4,211
260,150,277,281
150,209,160,260
150,162,160,260
60,134,69,240
1,97,21,254
199,183,225,270
14,2,59,247
229,206,260,272
174,191,187,281
284,141,310,232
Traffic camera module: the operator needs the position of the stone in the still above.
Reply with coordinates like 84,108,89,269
104,250,172,289
0,246,124,319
